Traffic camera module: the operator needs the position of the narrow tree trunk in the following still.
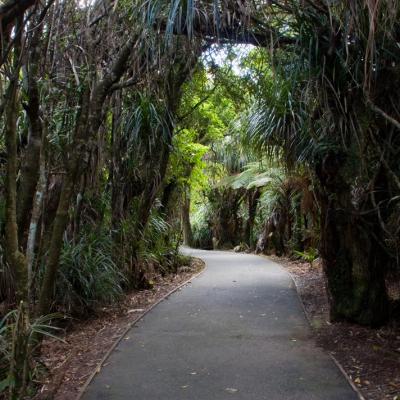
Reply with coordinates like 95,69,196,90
181,187,193,246
38,174,74,314
38,39,134,314
4,17,28,303
160,179,177,216
18,33,43,245
244,189,260,248
25,137,46,303
293,203,303,251
110,93,125,231
17,3,55,246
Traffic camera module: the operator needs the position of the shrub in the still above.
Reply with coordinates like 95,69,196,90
294,248,319,267
191,204,213,249
0,304,62,398
139,214,183,275
51,231,126,315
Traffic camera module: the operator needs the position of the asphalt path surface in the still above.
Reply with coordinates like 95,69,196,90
82,249,359,400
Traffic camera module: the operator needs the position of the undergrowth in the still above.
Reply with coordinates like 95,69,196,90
53,231,126,316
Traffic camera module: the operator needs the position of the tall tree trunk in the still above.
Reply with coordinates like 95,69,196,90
159,179,177,217
17,12,45,245
4,17,28,303
244,189,260,248
38,173,74,314
38,39,135,314
317,152,390,326
25,130,46,303
110,93,126,231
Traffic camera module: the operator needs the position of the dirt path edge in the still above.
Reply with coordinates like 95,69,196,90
264,254,366,400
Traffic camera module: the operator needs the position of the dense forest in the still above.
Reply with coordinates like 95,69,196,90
0,0,399,398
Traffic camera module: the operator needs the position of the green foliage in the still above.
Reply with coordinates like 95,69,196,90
128,94,171,153
169,65,243,194
191,203,213,249
169,127,208,189
0,304,63,398
1,0,398,369
139,212,183,275
221,162,281,191
294,248,318,265
53,232,126,315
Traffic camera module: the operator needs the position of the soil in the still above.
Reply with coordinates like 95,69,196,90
34,258,205,400
269,255,400,400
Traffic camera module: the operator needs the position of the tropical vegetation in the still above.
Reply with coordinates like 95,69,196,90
0,0,399,397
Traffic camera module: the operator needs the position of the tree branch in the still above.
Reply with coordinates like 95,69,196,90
110,77,139,92
158,13,295,48
366,98,400,131
0,0,37,31
177,87,216,123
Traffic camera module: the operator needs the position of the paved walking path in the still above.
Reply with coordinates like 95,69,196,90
82,249,359,400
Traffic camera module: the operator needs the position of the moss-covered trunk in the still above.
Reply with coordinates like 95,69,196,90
38,39,134,314
17,14,45,245
38,174,75,314
4,17,28,303
317,152,390,326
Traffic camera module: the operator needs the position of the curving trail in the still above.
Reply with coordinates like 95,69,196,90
82,249,359,400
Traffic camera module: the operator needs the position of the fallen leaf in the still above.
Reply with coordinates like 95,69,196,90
127,308,145,313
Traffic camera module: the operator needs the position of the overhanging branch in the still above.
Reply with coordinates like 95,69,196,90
158,11,295,48
203,28,295,47
0,0,37,31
